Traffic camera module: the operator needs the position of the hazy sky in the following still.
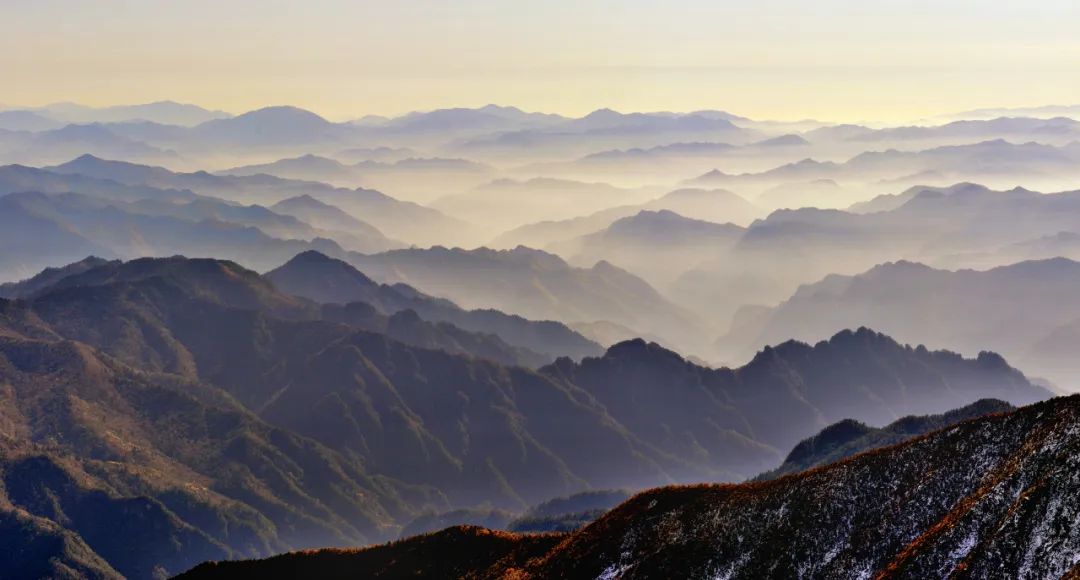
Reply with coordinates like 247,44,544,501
4,0,1080,122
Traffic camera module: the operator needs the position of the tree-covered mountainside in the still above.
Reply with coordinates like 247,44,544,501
180,395,1080,579
0,320,445,578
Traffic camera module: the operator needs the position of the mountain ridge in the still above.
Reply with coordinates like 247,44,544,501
178,393,1080,579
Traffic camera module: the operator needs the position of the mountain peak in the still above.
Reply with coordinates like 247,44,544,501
51,154,172,178
288,249,339,264
866,260,936,275
34,255,311,319
237,105,329,122
70,153,105,163
285,193,320,204
602,338,685,365
824,326,898,348
267,251,379,300
278,250,373,278
747,327,904,368
584,108,621,119
192,105,343,144
605,337,649,353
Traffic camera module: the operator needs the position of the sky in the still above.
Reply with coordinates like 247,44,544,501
3,0,1080,122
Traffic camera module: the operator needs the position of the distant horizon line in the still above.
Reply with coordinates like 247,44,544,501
5,99,1080,127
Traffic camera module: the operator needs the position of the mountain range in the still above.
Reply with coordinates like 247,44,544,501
0,124,179,166
215,154,496,204
44,154,473,245
0,254,1050,577
670,181,1080,332
549,210,747,290
687,139,1080,199
736,257,1080,390
755,178,855,210
344,246,708,354
518,137,814,186
186,106,352,148
6,98,1080,578
431,177,662,233
178,393,1080,579
265,250,602,362
0,110,63,132
5,101,232,126
490,187,761,250
454,109,761,162
945,105,1080,121
0,104,766,170
0,188,358,281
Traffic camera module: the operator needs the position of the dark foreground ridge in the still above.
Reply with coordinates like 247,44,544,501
178,526,563,579
179,395,1080,579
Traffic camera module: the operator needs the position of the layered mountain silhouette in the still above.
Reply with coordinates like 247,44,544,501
947,105,1080,121
16,101,231,126
852,116,1080,143
217,154,493,202
686,139,1080,199
7,96,1080,579
45,154,471,245
432,177,661,233
332,145,416,163
0,189,357,280
545,329,1045,462
266,250,602,361
457,109,759,160
755,178,854,210
181,394,1080,579
268,194,395,248
0,163,199,202
743,257,1080,389
0,110,63,132
523,137,814,186
803,116,1080,148
491,187,760,250
0,125,178,165
357,105,567,140
0,161,406,274
0,255,1050,577
550,210,746,289
345,245,708,354
188,106,351,147
219,153,359,182
673,181,1080,330
28,254,562,369
579,141,738,163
